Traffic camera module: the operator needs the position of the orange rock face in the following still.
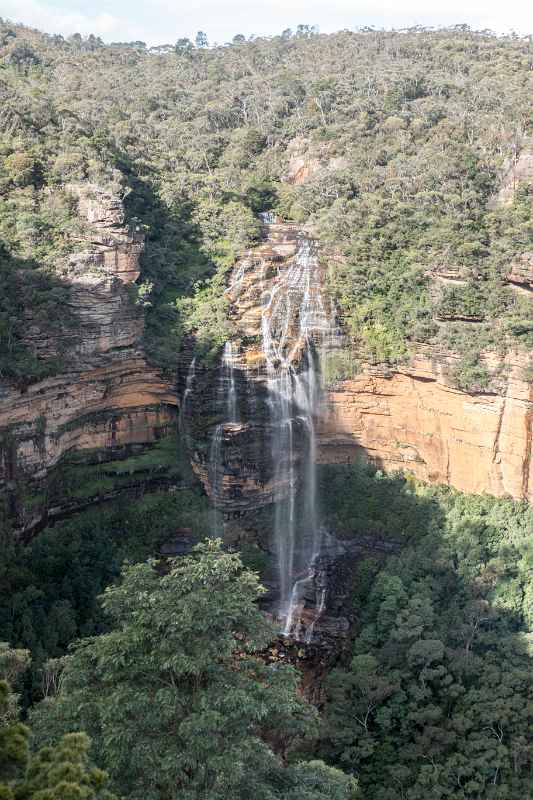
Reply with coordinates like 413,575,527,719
318,349,533,502
0,360,176,482
0,183,177,523
187,221,533,509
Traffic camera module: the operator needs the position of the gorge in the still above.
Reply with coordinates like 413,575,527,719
1,186,532,640
1,21,533,800
180,213,533,640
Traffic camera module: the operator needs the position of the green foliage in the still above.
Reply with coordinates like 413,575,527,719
0,244,75,384
0,682,28,788
31,541,356,800
321,348,360,385
318,463,441,540
42,433,185,504
318,464,533,798
0,645,31,691
1,21,530,376
436,283,487,320
283,761,358,799
0,645,31,723
0,487,210,705
522,363,533,383
449,353,491,391
0,680,115,800
176,271,232,359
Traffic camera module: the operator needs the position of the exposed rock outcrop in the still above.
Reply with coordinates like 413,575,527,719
491,142,533,208
318,348,533,502
285,137,349,185
506,252,533,291
0,183,177,530
185,222,532,508
490,143,533,207
184,221,336,512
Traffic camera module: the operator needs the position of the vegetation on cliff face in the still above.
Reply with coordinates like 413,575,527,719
0,485,210,706
0,243,75,384
0,21,531,379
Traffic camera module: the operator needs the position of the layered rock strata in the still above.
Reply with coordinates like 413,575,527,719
183,221,336,513
0,184,177,530
185,223,532,507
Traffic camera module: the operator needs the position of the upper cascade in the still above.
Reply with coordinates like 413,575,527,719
261,233,337,372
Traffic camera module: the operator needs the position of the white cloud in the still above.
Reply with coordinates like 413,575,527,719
1,0,148,42
2,0,532,47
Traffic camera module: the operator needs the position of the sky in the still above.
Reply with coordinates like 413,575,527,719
1,0,532,47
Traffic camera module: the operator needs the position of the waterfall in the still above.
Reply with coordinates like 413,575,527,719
209,341,240,535
260,232,334,638
202,223,335,641
259,210,278,224
209,423,224,536
222,341,239,424
179,357,196,432
304,585,327,644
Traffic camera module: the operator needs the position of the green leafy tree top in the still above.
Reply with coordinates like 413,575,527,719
195,31,208,48
0,681,115,800
32,540,358,800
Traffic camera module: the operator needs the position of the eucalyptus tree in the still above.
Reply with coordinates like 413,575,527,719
31,541,358,800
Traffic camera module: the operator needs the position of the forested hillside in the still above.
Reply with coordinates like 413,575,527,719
1,19,533,800
1,21,532,381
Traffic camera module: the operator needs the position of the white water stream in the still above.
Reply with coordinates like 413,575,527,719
207,226,336,640
179,357,196,433
260,233,335,638
210,342,239,535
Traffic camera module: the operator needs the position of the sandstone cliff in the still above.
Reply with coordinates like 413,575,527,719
318,348,533,503
0,184,177,530
184,220,532,509
184,221,330,512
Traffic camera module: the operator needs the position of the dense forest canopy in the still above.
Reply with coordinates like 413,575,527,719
2,465,533,799
0,20,532,380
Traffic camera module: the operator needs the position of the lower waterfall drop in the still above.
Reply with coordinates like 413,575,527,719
179,356,196,434
210,341,239,536
202,224,336,641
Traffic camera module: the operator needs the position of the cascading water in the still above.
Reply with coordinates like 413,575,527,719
222,341,239,424
179,356,196,432
259,210,278,224
210,341,240,535
201,220,337,640
260,232,335,638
